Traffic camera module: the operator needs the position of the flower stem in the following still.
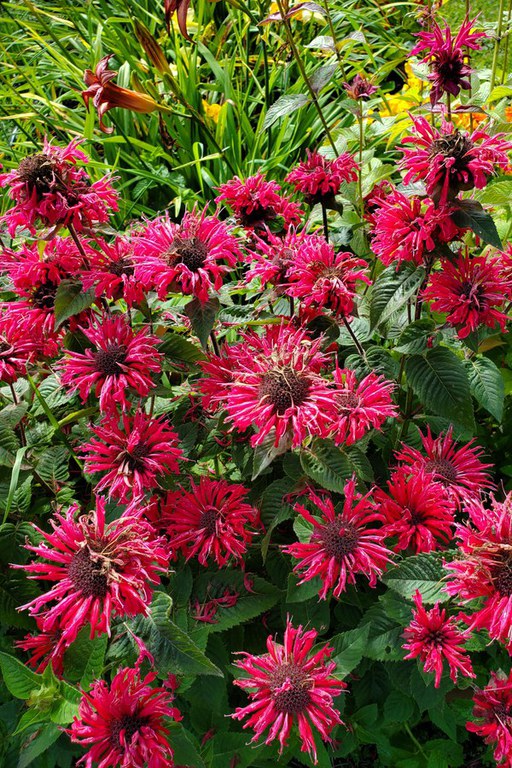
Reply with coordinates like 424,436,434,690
68,223,90,269
210,330,220,356
491,0,506,91
357,101,365,221
342,316,364,357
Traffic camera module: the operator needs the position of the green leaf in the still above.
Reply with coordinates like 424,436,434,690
168,723,206,768
310,61,338,93
53,280,94,327
476,179,512,206
384,690,415,723
192,572,279,633
184,297,220,348
405,347,475,431
36,445,70,486
382,553,449,603
464,356,504,422
64,631,108,688
300,438,354,493
17,724,61,768
369,263,425,330
359,604,405,662
451,199,502,249
263,93,309,129
0,424,20,467
0,652,41,699
331,624,370,677
395,319,436,354
159,331,206,363
252,430,292,480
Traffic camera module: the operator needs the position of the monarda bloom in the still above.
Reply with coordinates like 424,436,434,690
163,477,260,567
16,498,168,647
198,324,337,448
0,312,37,384
215,173,303,233
83,55,160,134
343,74,377,100
82,410,183,502
60,314,162,413
396,426,493,507
81,237,145,307
132,209,240,304
403,590,474,688
400,117,512,204
411,16,486,106
69,664,181,768
467,670,512,768
232,618,345,763
423,251,510,339
285,236,370,320
283,480,392,600
445,493,512,649
16,623,66,677
0,138,118,236
376,468,455,554
329,367,397,446
246,230,311,292
369,186,461,267
286,151,359,206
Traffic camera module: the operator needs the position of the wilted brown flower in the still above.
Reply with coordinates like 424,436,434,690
165,0,192,40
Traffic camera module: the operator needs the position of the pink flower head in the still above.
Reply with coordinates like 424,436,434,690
411,16,486,106
343,74,377,100
81,237,145,307
400,117,512,204
82,410,182,502
423,251,510,339
0,138,118,236
198,324,337,448
69,664,180,768
16,623,66,677
285,151,359,206
132,208,240,303
370,185,461,267
232,618,345,763
285,236,370,319
283,479,392,599
376,467,455,554
403,590,474,687
467,670,512,768
60,314,162,413
191,587,239,623
163,477,260,567
246,230,311,291
445,493,512,649
215,173,303,233
329,367,397,446
0,311,37,383
396,426,494,506
16,498,168,647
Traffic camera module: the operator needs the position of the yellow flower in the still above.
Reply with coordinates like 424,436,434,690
202,100,222,123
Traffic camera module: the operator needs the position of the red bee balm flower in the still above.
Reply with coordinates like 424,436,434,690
283,480,392,599
81,237,145,307
467,670,512,768
69,665,181,768
216,173,303,232
423,251,510,339
232,618,345,763
376,468,455,554
163,477,260,567
0,138,118,236
60,315,162,413
0,312,37,383
396,426,493,506
132,209,240,304
403,590,474,687
82,411,183,502
400,117,512,204
16,498,168,647
285,236,370,319
16,623,66,677
330,367,397,446
411,16,486,106
198,324,337,448
286,151,359,206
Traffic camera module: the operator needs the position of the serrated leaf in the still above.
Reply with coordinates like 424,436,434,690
395,319,436,354
17,724,61,768
359,604,405,662
451,199,502,249
0,652,41,699
184,297,220,348
370,263,425,330
382,553,449,603
331,624,370,677
0,403,28,429
54,280,94,327
64,630,108,688
384,690,415,723
464,356,504,421
476,179,512,206
405,347,475,431
36,445,70,485
263,93,309,129
310,61,338,93
159,331,206,363
300,438,353,492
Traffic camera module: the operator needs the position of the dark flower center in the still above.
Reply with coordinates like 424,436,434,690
109,713,149,747
425,629,444,645
430,132,473,171
270,662,311,715
337,391,359,412
68,547,108,598
166,237,208,272
239,203,276,227
424,457,458,484
0,340,14,358
17,153,55,195
199,507,219,536
321,519,359,561
408,507,425,525
94,345,128,376
109,257,135,278
259,368,311,415
31,282,58,310
125,442,151,471
493,703,512,723
435,56,466,84
492,559,512,596
459,281,485,305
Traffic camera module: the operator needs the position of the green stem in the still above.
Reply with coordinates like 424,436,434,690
357,101,364,221
502,0,512,83
491,0,506,91
404,723,427,759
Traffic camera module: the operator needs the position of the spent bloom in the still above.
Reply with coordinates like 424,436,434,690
0,139,118,236
232,618,345,763
283,480,392,600
82,410,183,502
329,367,397,446
423,251,510,339
403,590,475,687
69,664,180,768
467,670,512,768
286,151,359,206
16,498,168,647
163,477,260,567
60,314,162,413
216,173,303,233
